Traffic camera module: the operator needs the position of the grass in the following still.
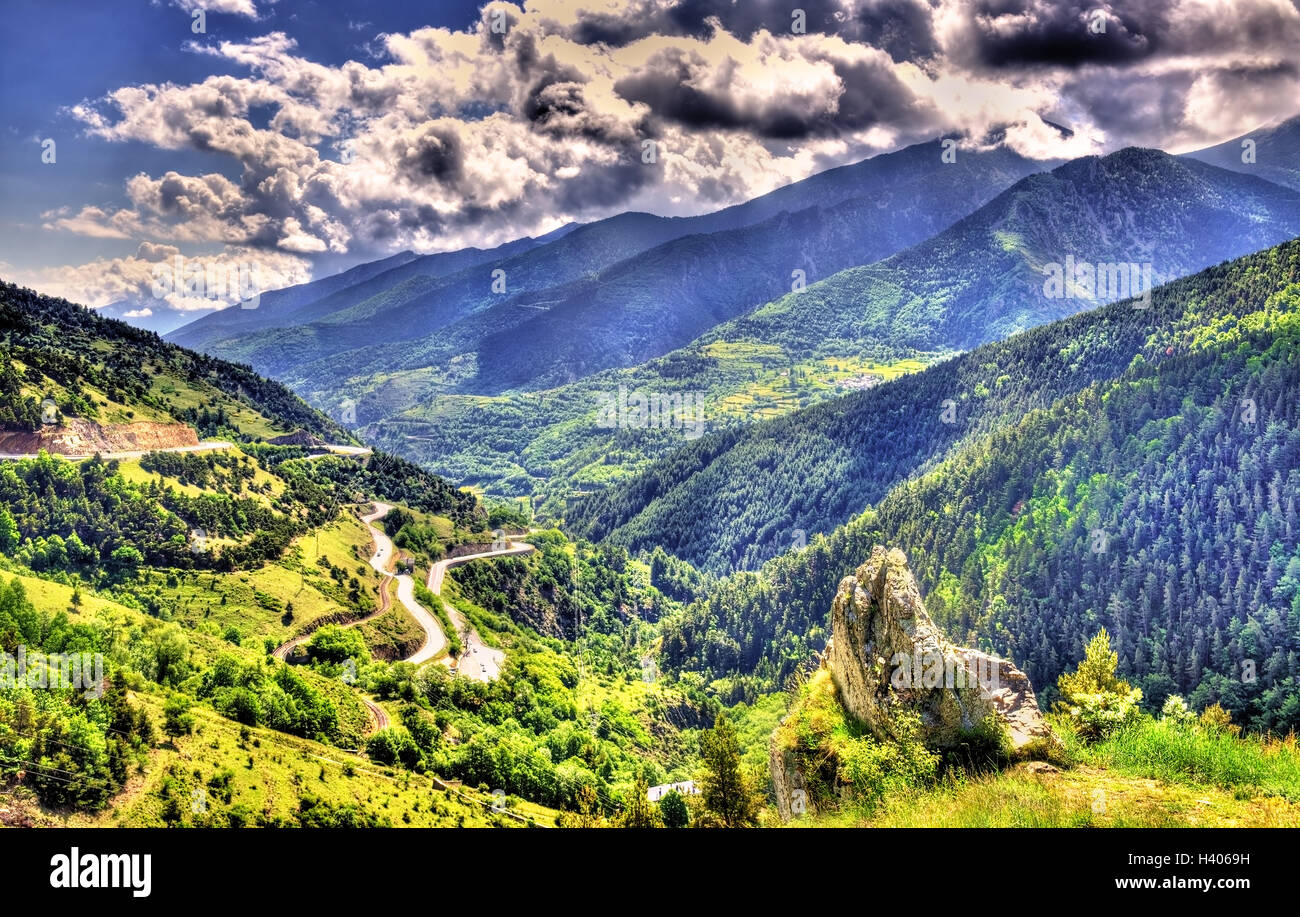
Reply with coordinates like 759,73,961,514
114,447,286,504
140,512,382,645
729,692,793,772
2,560,552,828
846,763,1300,828
47,692,500,828
1068,717,1300,801
782,711,1300,827
711,351,934,422
147,372,285,440
355,595,425,661
2,565,237,671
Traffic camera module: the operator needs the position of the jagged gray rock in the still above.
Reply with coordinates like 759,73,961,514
771,546,1054,820
829,545,1051,749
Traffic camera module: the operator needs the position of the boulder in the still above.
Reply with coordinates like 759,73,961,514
828,546,1052,750
771,546,1054,820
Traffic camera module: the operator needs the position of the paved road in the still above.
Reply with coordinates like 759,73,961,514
0,440,367,462
361,697,390,732
0,440,234,461
267,504,534,688
362,502,448,665
302,445,372,461
427,540,534,682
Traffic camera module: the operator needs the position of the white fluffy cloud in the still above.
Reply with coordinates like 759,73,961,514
14,243,310,311
36,0,1300,309
169,0,267,20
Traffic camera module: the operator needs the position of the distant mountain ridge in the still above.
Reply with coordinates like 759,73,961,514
368,147,1300,506
1184,113,1300,193
168,140,1049,400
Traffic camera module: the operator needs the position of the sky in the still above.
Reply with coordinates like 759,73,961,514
2,0,1298,321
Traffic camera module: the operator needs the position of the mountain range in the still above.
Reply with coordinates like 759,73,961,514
141,119,1300,520
5,116,1300,830
167,140,1046,397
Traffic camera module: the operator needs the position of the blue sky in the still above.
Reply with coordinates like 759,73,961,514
2,0,1298,327
1,0,483,271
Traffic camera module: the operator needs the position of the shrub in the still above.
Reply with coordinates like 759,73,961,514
162,693,195,739
658,790,690,828
306,624,369,664
1161,694,1195,725
366,727,421,768
1054,628,1143,742
1198,702,1240,737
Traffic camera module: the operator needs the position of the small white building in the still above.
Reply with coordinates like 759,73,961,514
647,780,698,802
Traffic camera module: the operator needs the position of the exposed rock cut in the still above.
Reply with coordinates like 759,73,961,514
0,419,199,456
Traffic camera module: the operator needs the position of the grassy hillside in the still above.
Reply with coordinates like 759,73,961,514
0,442,712,825
773,667,1300,828
0,281,354,443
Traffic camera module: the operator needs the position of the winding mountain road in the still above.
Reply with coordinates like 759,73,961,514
427,539,534,682
362,502,448,665
272,503,534,735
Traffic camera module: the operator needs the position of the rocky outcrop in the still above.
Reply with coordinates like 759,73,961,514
769,742,814,823
0,419,199,456
828,546,1051,751
771,546,1054,820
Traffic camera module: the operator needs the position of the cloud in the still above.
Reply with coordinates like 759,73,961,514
11,246,311,312
32,0,1298,309
169,0,268,20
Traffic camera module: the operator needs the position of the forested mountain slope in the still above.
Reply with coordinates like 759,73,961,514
0,281,352,443
571,155,1300,573
652,237,1300,738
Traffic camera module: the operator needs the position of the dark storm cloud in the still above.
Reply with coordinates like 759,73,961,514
1060,67,1192,140
567,0,938,60
526,79,639,141
614,56,745,130
400,124,464,182
510,33,641,142
844,0,939,60
963,0,1159,69
614,45,922,139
